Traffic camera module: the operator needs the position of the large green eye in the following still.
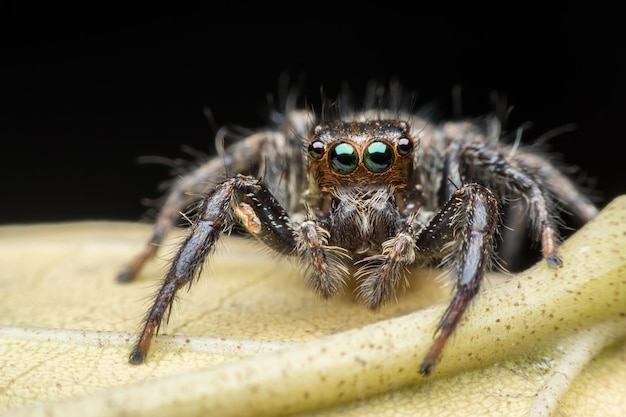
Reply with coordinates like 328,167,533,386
330,142,358,174
364,141,394,173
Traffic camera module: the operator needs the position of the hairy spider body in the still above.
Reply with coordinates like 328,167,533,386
121,85,598,375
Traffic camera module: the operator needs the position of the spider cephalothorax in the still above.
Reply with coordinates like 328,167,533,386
120,83,597,375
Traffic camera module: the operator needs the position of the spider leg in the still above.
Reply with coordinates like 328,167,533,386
129,174,297,364
118,128,305,283
488,150,598,270
415,183,500,375
459,144,575,268
116,167,210,283
512,151,598,222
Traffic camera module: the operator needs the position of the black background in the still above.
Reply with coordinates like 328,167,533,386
3,12,624,226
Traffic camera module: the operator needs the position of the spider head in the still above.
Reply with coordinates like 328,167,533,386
307,120,417,191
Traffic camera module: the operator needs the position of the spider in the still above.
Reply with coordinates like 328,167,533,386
119,82,598,375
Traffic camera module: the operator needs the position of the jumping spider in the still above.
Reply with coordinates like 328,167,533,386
119,83,598,375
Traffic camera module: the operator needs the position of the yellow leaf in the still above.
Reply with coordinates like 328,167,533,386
1,196,625,417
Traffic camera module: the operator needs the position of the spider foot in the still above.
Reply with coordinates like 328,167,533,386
547,255,563,269
129,350,145,365
117,270,136,283
419,358,436,376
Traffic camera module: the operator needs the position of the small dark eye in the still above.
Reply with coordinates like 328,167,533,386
308,140,325,160
364,141,394,173
397,137,413,156
330,142,358,174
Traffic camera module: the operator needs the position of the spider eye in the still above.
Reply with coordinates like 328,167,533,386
308,140,325,160
364,141,394,173
329,142,358,174
397,137,413,156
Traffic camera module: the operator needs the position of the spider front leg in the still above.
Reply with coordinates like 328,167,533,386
416,183,500,375
129,174,297,364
